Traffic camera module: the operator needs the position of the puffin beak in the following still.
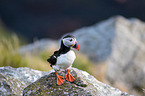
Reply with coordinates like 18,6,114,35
72,42,79,51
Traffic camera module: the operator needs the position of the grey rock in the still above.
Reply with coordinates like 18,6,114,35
0,73,23,95
0,66,48,84
23,68,132,96
0,66,49,95
70,16,145,96
19,39,58,54
72,16,116,62
106,16,145,96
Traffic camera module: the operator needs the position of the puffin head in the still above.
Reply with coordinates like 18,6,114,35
62,35,79,51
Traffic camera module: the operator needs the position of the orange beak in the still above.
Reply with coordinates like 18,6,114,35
72,42,79,51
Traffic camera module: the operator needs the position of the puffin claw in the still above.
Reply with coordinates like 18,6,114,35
65,69,75,82
56,72,64,85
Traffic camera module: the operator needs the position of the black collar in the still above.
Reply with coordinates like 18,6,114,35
59,40,70,54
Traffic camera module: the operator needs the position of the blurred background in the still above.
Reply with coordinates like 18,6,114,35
1,0,145,41
0,0,145,96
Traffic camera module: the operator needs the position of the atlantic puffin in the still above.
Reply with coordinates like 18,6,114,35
47,35,79,85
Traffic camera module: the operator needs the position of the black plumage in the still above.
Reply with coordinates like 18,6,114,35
47,40,70,67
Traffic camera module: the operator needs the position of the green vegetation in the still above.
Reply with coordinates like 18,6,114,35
0,24,93,73
0,34,51,71
0,25,51,71
73,52,92,72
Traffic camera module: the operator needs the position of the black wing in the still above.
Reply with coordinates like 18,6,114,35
47,51,59,67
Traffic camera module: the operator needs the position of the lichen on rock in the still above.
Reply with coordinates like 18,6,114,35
0,66,133,96
23,69,91,96
0,73,25,95
23,68,131,96
0,66,48,96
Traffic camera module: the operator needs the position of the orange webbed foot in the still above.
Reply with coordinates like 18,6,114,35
65,69,75,82
56,72,64,85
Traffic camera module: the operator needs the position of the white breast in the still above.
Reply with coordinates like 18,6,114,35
53,50,76,71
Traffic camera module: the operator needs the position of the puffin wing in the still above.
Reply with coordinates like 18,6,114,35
47,51,59,67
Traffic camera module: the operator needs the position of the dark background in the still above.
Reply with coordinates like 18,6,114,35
0,0,145,41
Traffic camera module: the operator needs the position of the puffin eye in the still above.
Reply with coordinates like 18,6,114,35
69,39,72,41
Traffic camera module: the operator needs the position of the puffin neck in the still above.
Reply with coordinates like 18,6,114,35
59,41,70,54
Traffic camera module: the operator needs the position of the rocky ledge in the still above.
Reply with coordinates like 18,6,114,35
0,66,133,96
0,66,48,95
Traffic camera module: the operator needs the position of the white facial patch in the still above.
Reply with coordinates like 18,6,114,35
63,38,75,47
